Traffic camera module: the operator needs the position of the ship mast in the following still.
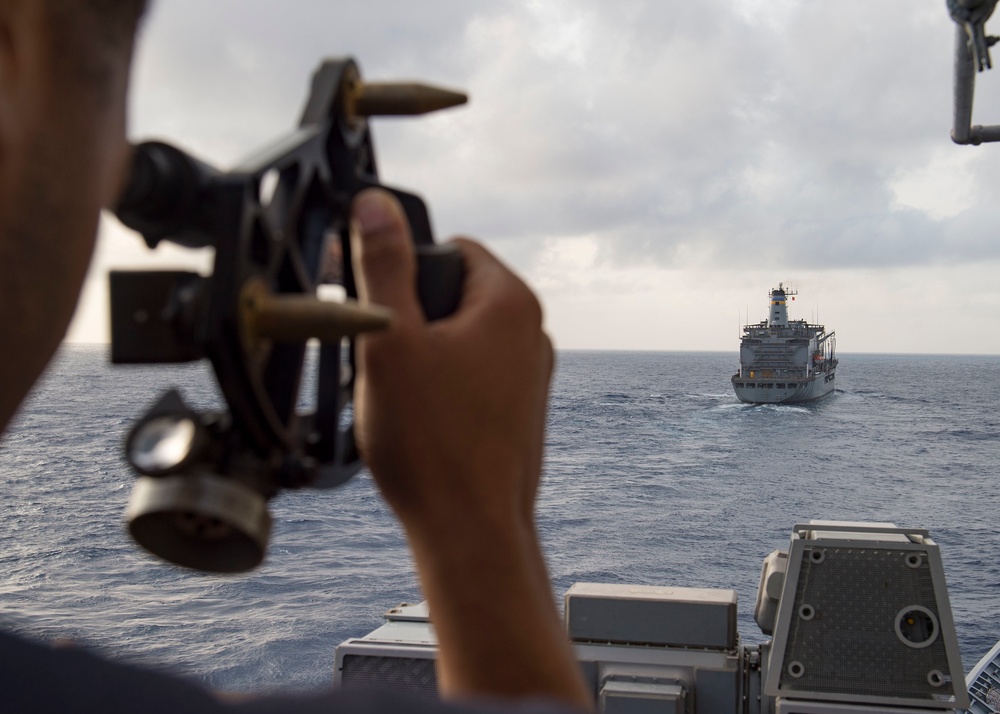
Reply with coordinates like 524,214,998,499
768,282,797,328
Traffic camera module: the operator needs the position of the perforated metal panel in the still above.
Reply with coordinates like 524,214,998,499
765,524,968,710
965,638,1000,714
340,653,438,697
778,547,949,700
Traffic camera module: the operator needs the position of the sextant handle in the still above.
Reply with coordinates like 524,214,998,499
377,184,464,320
416,244,464,321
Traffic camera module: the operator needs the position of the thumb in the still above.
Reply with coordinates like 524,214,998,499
350,189,424,325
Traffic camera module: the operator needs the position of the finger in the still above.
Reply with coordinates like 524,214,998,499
448,238,542,329
445,240,551,517
523,334,553,518
350,189,425,326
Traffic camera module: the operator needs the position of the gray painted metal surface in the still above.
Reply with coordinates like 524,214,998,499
963,637,1000,713
948,0,1000,144
565,583,737,650
764,523,968,711
333,522,975,712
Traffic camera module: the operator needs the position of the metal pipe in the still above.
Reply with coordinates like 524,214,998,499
973,124,1000,141
953,24,977,144
952,18,1000,143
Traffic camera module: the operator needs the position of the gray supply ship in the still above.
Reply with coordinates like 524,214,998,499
731,283,837,404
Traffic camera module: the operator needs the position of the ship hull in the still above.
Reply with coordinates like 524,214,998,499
731,371,835,405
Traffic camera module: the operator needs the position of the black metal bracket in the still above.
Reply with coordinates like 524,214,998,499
111,58,465,538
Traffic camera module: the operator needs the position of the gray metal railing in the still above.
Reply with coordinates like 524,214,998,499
949,0,1000,143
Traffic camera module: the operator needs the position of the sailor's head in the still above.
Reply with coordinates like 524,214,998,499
0,0,148,434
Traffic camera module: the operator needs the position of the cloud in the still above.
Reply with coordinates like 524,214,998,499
74,0,1000,351
373,1,1000,273
127,1,996,273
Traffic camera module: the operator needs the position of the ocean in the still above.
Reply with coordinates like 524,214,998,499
1,345,999,693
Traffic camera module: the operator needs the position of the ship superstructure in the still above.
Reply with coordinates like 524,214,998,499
731,284,837,404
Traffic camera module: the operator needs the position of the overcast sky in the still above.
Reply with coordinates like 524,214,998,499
67,0,1000,354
